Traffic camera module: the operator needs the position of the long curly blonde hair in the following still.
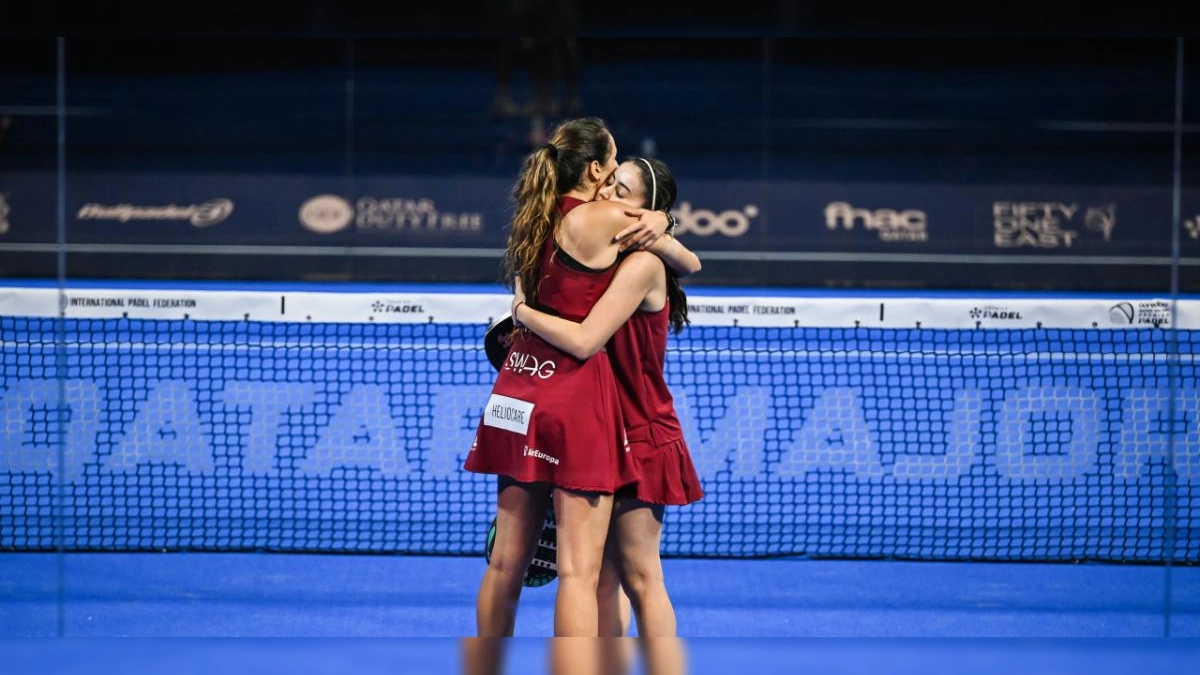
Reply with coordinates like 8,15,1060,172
501,117,612,306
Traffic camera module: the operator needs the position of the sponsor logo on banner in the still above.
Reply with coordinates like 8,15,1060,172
371,300,425,315
299,194,354,234
969,305,1023,321
76,199,234,227
823,201,928,242
1108,301,1171,326
356,197,483,233
299,194,484,235
993,201,1116,248
1084,203,1117,241
672,201,755,237
1185,215,1200,240
0,194,9,235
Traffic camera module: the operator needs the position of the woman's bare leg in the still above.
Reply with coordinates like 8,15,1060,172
460,638,505,675
597,544,635,675
475,479,552,637
611,499,683,675
611,500,673,635
546,488,613,675
597,541,625,637
553,488,613,636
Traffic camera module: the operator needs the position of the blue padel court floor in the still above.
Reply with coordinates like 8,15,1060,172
3,553,1198,674
3,553,1195,638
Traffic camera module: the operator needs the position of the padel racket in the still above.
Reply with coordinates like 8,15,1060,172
485,504,558,588
483,312,515,371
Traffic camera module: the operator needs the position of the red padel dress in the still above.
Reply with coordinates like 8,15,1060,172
607,256,704,505
465,197,640,493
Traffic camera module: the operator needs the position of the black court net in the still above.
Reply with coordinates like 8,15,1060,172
1,286,1196,562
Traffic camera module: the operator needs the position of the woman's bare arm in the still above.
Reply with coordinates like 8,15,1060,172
614,207,700,278
644,233,701,278
558,202,668,269
513,252,661,360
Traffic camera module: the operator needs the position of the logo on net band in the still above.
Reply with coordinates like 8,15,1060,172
824,201,927,242
371,300,425,315
671,201,755,237
75,199,234,228
969,305,1023,321
1109,302,1135,325
1109,301,1171,327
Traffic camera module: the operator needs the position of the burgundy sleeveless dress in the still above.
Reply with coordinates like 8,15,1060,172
465,197,640,493
607,258,704,506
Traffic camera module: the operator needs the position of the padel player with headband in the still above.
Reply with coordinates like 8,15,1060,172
463,117,694,675
511,156,702,675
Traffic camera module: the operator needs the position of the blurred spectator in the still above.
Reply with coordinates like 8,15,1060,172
485,1,582,144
